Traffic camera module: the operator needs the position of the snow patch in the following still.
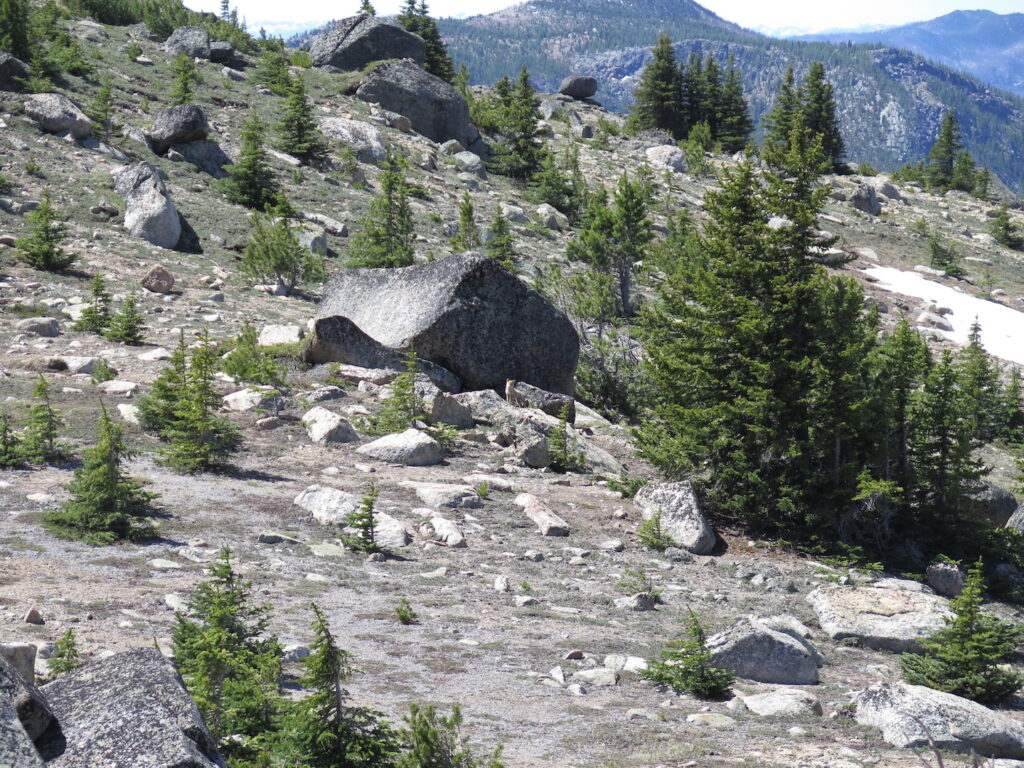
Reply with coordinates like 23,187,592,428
862,266,1024,366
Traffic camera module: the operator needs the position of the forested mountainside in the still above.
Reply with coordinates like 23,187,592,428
796,10,1024,99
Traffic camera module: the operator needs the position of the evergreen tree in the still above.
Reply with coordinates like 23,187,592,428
716,55,753,154
254,49,292,95
276,73,327,162
901,561,1023,704
529,143,587,222
22,376,72,465
928,234,965,278
547,404,585,473
397,0,454,83
927,111,964,191
284,603,398,767
219,0,230,19
397,703,505,768
162,331,242,473
73,274,112,334
219,118,284,212
0,413,25,468
172,548,283,756
17,192,74,271
341,481,381,553
484,207,516,271
1000,367,1024,442
958,321,1001,443
359,0,376,14
450,192,480,253
49,628,83,674
221,321,285,386
626,34,684,139
679,51,703,137
951,149,979,193
697,53,722,139
242,213,325,294
137,330,188,436
43,404,155,545
348,158,415,268
487,67,544,180
104,293,146,345
800,62,845,169
169,52,200,106
640,611,734,699
989,205,1023,250
762,68,799,164
86,77,116,143
0,0,30,60
364,358,422,436
608,172,653,318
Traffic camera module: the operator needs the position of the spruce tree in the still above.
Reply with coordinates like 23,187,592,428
398,703,505,768
137,330,188,436
608,172,653,318
22,376,72,465
285,603,398,767
162,331,242,473
901,561,1023,704
341,481,381,553
927,111,964,191
242,213,325,294
800,62,845,169
49,628,83,674
717,55,753,154
365,358,422,436
169,52,200,106
219,118,284,212
529,144,587,222
348,158,415,268
958,321,1001,443
73,274,113,334
43,404,155,545
679,51,703,137
989,205,1023,250
626,34,684,139
276,73,326,162
397,0,454,83
1000,367,1024,441
87,77,116,143
104,293,146,345
359,0,375,14
0,0,30,60
640,611,734,699
254,49,292,95
547,404,585,473
0,413,25,468
484,207,516,271
487,67,544,180
762,68,798,164
17,192,74,271
697,53,721,139
450,192,480,253
221,321,285,386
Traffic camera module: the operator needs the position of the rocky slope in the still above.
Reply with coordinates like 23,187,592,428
3,11,1024,768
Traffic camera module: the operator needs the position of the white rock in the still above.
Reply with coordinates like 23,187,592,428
293,484,358,525
633,481,716,554
0,642,36,682
356,429,443,466
16,317,59,337
117,403,140,425
222,387,283,413
573,668,618,687
603,654,647,673
420,516,467,548
96,380,139,396
138,347,172,361
741,690,823,717
301,406,358,444
401,481,481,509
515,493,570,536
645,144,687,173
258,324,304,346
370,511,411,549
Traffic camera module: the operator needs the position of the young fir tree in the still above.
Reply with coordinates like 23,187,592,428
626,34,684,139
958,321,1001,443
137,330,188,436
989,205,1023,250
242,213,325,294
761,68,799,164
640,611,734,699
169,52,200,106
220,321,285,386
347,158,415,268
276,73,327,162
48,628,83,674
397,703,505,768
716,55,753,154
172,548,283,756
529,143,588,222
22,376,72,465
365,358,423,435
219,118,284,212
800,62,845,169
547,404,585,473
1000,367,1024,441
484,207,516,271
17,192,74,271
162,331,242,473
397,0,454,83
104,293,146,345
927,111,966,192
359,0,376,14
43,405,155,545
73,274,113,334
450,192,480,252
696,53,722,138
253,49,292,95
487,67,544,180
0,0,31,60
0,413,25,468
284,603,398,767
928,234,965,278
86,77,116,143
901,561,1023,704
342,481,381,553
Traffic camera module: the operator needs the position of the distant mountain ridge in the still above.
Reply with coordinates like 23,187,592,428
795,10,1024,98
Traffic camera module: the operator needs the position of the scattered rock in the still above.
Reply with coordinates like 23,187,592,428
429,393,474,429
222,387,283,413
1,653,52,742
310,14,425,71
293,484,359,525
169,139,229,178
24,93,92,139
141,265,175,294
614,593,659,611
962,481,1019,526
356,429,444,466
258,324,304,346
22,608,43,626
505,379,575,421
0,645,36,684
633,481,716,555
686,713,735,728
116,404,140,425
707,616,823,685
452,151,485,178
851,184,882,216
742,690,822,718
162,25,211,59
113,162,182,250
301,406,358,444
146,105,210,156
369,512,411,549
515,493,570,536
645,145,686,173
208,41,232,63
402,482,481,509
573,668,618,687
559,76,598,100
0,53,29,92
318,117,388,164
96,380,139,396
419,516,466,548
926,561,965,597
15,318,59,338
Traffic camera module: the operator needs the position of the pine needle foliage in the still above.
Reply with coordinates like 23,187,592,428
0,0,31,60
86,77,116,142
276,72,327,162
74,274,113,334
43,405,155,545
137,330,188,437
220,321,285,386
219,118,286,212
0,413,26,468
627,34,684,138
989,205,1023,250
348,157,415,268
364,358,423,436
450,192,480,253
484,207,516,271
397,703,505,768
242,213,325,294
22,376,72,465
547,404,585,473
17,192,74,271
342,481,380,554
640,610,734,700
901,561,1023,704
104,293,146,345
169,51,200,106
636,511,673,552
49,628,83,674
487,67,544,180
397,0,454,83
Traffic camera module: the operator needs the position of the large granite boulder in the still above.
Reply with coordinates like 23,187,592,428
807,581,952,652
706,616,823,685
23,93,91,139
356,59,474,146
1,697,43,767
114,163,182,250
633,481,716,555
855,681,1024,758
315,253,579,395
147,105,210,156
170,139,229,178
1007,503,1024,534
962,481,1018,526
37,648,223,768
318,117,387,164
0,655,52,742
851,183,882,216
162,26,211,59
558,76,597,99
310,14,425,71
0,53,29,92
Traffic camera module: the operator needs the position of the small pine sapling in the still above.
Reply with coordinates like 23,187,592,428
276,72,326,162
90,358,116,384
0,413,25,468
547,404,585,473
615,567,663,604
484,207,516,271
22,376,72,465
395,598,417,625
49,628,83,674
221,321,285,386
241,214,325,295
364,358,423,436
86,77,116,143
104,294,146,345
169,52,201,106
43,405,156,545
641,610,734,699
450,192,480,253
342,481,380,553
901,561,1024,703
636,510,673,551
137,330,187,436
397,702,505,768
73,274,113,334
16,192,74,271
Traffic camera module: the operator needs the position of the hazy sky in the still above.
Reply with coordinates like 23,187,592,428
187,0,1024,37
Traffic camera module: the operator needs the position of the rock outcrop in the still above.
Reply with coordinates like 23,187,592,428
559,76,598,99
318,117,388,164
633,481,716,555
315,253,579,395
0,53,29,92
162,26,211,59
24,94,92,139
147,105,210,156
0,655,52,742
113,163,182,250
310,14,425,71
707,616,823,685
356,59,475,146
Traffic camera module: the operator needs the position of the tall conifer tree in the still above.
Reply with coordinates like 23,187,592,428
627,34,684,139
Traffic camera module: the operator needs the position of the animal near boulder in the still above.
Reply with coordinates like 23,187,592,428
314,253,580,395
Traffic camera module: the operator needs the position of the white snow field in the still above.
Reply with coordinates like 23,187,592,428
862,266,1024,366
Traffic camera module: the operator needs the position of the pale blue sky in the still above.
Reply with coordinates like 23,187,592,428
186,0,1024,38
